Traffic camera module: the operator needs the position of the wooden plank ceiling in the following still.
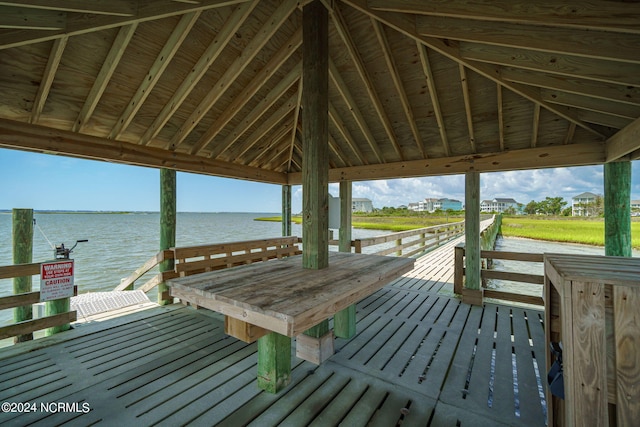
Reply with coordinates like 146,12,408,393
0,0,638,185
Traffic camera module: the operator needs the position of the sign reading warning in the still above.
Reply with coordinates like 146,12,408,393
40,260,75,302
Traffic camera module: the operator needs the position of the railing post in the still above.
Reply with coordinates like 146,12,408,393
158,168,176,305
13,208,33,343
454,244,464,295
396,238,402,256
354,240,362,253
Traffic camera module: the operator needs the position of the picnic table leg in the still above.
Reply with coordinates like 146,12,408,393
334,305,356,339
297,320,334,364
257,332,291,393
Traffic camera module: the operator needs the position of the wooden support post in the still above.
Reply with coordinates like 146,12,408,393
257,332,291,393
334,181,356,339
454,244,464,295
158,168,176,305
463,171,483,305
45,296,70,336
282,184,292,237
605,161,632,257
300,0,332,362
396,238,402,256
13,208,33,343
301,0,328,271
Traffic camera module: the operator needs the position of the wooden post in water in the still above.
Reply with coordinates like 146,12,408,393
463,171,483,305
282,184,292,237
158,168,176,305
605,161,632,257
13,208,33,343
335,181,355,339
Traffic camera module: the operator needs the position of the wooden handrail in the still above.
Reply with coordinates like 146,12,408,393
0,262,41,279
114,250,173,291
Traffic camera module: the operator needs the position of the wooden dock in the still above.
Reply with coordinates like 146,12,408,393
0,239,547,426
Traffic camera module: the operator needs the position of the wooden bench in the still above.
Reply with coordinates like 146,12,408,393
168,251,414,393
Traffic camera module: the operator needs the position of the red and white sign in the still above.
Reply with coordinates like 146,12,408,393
40,260,75,302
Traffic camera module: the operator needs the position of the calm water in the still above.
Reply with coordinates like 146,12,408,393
489,235,640,299
0,212,391,326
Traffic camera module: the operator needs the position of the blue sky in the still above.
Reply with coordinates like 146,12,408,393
1,149,639,212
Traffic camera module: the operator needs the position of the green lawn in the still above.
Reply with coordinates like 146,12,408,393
501,217,640,249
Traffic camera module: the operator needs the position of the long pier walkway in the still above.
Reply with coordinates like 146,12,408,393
0,234,547,426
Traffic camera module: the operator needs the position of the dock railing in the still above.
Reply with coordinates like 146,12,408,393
454,245,544,306
0,262,77,342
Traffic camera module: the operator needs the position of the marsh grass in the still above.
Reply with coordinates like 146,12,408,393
502,217,640,248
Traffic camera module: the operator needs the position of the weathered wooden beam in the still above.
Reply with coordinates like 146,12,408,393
368,0,640,34
109,11,201,140
497,84,505,150
74,23,137,132
464,172,481,295
282,185,292,237
0,118,288,184
334,181,356,339
532,104,540,148
257,332,291,393
0,0,252,49
287,141,605,184
301,0,329,270
541,90,640,121
138,0,257,146
458,64,475,153
12,208,33,343
287,81,303,172
606,116,640,162
604,161,631,257
224,316,269,343
158,169,176,306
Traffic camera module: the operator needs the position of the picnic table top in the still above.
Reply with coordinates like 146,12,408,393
168,252,415,337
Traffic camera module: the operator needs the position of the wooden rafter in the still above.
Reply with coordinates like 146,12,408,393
232,92,298,164
249,120,294,168
497,83,504,150
172,0,299,152
606,116,640,161
417,42,449,156
460,43,640,87
343,0,607,139
137,0,257,146
329,102,367,166
30,35,67,124
329,58,384,163
577,110,631,130
188,25,302,155
0,1,136,16
328,133,350,168
0,6,64,30
415,15,640,65
458,64,475,153
109,11,201,140
367,0,640,34
532,104,540,148
331,7,402,161
0,118,287,184
287,81,303,172
371,18,422,159
564,123,576,145
541,90,640,120
501,68,640,107
0,0,251,49
211,63,301,160
73,23,137,133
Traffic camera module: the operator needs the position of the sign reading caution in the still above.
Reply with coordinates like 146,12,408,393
40,260,75,302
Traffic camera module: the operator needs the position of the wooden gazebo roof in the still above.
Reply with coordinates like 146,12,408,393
0,0,638,185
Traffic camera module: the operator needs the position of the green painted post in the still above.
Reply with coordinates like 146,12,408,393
158,168,176,305
45,296,71,336
282,185,292,237
257,332,292,393
13,208,33,343
464,172,481,291
334,181,356,339
605,162,632,257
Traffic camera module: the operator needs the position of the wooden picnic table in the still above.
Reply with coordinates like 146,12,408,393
168,251,414,392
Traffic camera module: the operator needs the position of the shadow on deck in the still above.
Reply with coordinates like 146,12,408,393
0,239,547,426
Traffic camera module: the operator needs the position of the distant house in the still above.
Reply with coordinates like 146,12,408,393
572,192,600,217
481,198,519,213
352,198,373,213
408,197,462,212
632,200,640,210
